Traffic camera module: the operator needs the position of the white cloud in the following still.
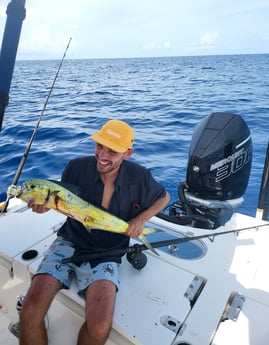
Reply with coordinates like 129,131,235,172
163,40,171,49
200,32,219,46
142,40,172,52
0,4,5,17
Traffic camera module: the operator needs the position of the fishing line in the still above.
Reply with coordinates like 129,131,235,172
1,37,72,213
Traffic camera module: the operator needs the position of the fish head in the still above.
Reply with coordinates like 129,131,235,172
16,179,51,204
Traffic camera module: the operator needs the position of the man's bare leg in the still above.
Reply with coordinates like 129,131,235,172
77,280,116,345
19,274,61,345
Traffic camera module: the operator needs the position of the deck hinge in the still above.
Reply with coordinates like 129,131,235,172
222,292,246,322
184,275,205,306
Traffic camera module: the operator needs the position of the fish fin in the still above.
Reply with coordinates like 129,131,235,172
138,233,160,256
83,226,92,233
143,227,160,235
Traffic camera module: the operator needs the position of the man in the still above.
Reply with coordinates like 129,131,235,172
20,119,170,345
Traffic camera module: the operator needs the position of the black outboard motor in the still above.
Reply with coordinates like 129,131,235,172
161,112,252,229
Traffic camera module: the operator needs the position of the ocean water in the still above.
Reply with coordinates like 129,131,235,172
1,54,269,220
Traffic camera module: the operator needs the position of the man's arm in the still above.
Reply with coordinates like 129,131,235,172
126,192,170,238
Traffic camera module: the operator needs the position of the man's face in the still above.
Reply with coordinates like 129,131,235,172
94,143,133,175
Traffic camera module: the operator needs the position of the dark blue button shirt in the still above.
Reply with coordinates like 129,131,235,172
58,156,166,266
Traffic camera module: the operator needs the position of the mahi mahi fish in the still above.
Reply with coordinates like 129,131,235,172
8,179,159,255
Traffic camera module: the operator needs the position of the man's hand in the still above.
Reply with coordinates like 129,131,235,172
126,192,170,238
126,218,145,238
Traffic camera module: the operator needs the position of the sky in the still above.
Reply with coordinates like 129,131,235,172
0,0,268,60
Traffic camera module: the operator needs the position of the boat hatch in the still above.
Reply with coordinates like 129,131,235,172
145,228,207,260
113,254,206,344
211,292,269,344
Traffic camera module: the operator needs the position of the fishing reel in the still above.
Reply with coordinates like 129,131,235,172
126,251,147,270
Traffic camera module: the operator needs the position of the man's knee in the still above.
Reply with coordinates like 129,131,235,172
20,275,60,322
79,318,111,345
20,294,42,322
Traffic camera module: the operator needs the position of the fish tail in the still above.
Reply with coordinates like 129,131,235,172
138,233,159,256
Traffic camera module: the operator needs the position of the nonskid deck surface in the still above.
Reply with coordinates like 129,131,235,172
1,198,269,344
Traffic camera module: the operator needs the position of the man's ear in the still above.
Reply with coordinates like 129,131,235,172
124,148,134,159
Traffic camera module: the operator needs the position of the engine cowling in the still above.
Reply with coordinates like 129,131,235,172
186,112,252,200
158,112,252,229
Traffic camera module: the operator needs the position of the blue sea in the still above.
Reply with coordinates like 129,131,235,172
1,54,269,220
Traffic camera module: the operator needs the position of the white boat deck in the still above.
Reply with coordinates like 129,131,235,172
1,198,269,344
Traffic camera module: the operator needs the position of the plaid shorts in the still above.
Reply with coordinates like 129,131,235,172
36,236,120,295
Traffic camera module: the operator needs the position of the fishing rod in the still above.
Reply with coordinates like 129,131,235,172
62,221,269,268
1,37,72,213
256,141,269,220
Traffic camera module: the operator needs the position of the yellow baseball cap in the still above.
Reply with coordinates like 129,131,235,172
92,120,134,153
